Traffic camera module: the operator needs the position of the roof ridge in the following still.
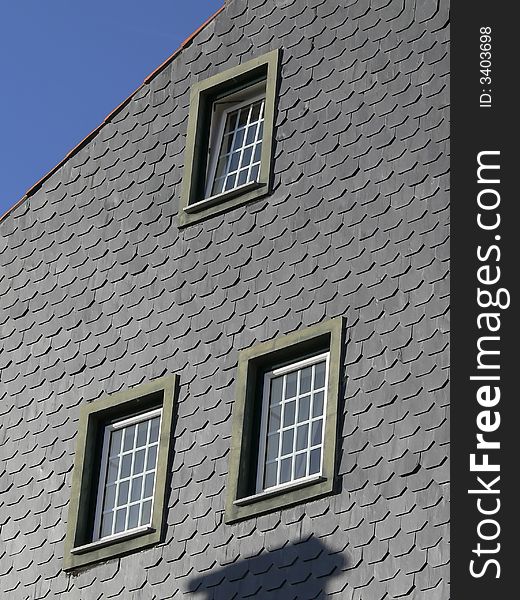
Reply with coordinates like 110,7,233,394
0,4,225,225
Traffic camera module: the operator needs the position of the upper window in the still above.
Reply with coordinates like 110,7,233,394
206,87,265,199
179,49,279,227
64,375,177,571
225,318,343,523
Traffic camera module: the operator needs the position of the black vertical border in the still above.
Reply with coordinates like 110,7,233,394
452,3,516,597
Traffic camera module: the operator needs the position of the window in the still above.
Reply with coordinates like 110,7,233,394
93,409,162,541
225,318,343,523
257,354,329,493
206,89,265,199
64,375,177,570
179,49,279,227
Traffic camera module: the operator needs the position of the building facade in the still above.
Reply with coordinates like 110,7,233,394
0,0,449,598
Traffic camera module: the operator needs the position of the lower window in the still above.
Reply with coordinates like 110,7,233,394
63,375,177,570
225,318,343,523
94,409,162,541
257,354,329,492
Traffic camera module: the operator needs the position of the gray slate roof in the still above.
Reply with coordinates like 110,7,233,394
0,0,449,598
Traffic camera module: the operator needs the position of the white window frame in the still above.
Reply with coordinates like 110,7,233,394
256,352,330,494
92,407,163,544
204,86,266,201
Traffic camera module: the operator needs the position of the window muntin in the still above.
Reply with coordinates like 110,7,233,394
257,353,330,493
205,92,265,199
93,408,162,541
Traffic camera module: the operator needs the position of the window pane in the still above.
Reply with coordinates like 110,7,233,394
109,430,123,457
146,445,158,471
238,107,249,128
117,480,129,505
309,448,321,475
300,367,312,394
120,454,132,479
250,164,260,182
104,484,116,512
128,504,140,530
311,419,323,446
114,508,127,534
140,500,152,526
130,476,143,502
280,458,292,484
133,449,145,475
246,124,257,145
283,401,296,427
214,155,229,181
281,429,294,456
314,362,326,389
213,177,225,195
295,453,307,479
221,133,234,155
232,128,245,151
241,146,253,168
264,462,277,489
229,152,240,172
270,377,283,404
250,101,262,122
237,168,249,186
296,424,309,451
136,422,148,448
224,173,237,191
285,372,297,399
100,513,113,538
266,434,279,461
144,473,155,499
253,144,262,163
149,418,160,444
268,404,281,432
298,395,310,421
312,391,324,418
123,426,135,451
226,112,237,133
107,458,119,484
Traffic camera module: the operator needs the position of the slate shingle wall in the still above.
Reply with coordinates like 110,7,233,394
0,0,449,598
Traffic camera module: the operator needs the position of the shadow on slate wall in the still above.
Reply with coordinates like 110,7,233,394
187,536,348,600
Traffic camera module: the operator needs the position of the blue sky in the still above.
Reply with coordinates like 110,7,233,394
0,0,223,217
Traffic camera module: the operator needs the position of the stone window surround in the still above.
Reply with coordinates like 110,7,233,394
225,318,344,523
178,48,280,227
63,375,177,571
